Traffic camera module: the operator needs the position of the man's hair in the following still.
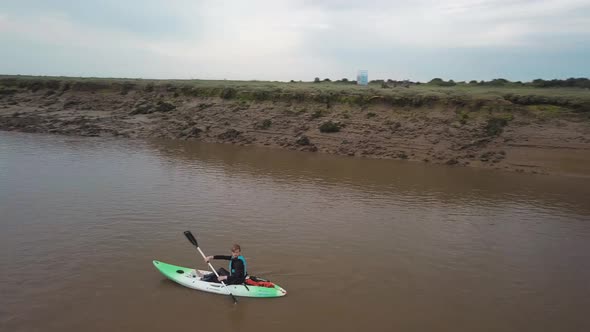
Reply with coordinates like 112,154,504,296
231,244,241,252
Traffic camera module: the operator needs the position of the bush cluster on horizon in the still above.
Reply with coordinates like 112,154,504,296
306,76,590,89
426,77,590,88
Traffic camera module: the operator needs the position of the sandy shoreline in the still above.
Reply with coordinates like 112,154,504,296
1,77,590,177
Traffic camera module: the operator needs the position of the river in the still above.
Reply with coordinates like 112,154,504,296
1,131,589,332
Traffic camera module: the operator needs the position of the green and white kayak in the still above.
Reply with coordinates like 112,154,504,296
153,260,287,298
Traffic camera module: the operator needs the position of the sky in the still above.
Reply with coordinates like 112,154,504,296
1,0,589,82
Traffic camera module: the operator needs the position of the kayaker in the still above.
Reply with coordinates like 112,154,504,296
202,244,247,285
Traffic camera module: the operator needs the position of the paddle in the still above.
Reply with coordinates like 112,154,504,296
183,230,238,304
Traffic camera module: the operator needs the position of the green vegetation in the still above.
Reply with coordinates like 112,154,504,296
130,100,176,115
311,110,324,119
256,119,272,129
319,121,342,133
457,110,470,124
427,77,590,89
485,115,513,136
525,104,572,120
296,135,311,145
221,87,237,99
120,82,135,95
0,87,18,96
429,78,457,86
1,75,589,115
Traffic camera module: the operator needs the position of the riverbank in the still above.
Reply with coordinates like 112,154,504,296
1,75,590,177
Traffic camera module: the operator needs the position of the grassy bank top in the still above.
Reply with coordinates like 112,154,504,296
1,75,589,113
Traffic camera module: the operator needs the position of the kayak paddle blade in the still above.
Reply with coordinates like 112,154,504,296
183,230,198,247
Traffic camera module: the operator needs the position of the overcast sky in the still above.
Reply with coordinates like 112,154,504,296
1,0,589,81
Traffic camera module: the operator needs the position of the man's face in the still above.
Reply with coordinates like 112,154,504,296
231,249,240,258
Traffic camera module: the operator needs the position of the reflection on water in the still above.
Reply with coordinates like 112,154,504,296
148,139,590,214
1,132,589,332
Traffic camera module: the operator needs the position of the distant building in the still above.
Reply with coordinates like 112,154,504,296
357,70,368,86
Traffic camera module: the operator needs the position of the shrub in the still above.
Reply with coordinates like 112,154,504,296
130,101,176,115
0,88,17,96
155,101,176,113
485,117,509,136
120,82,135,95
311,110,324,119
72,81,110,91
218,129,241,140
319,121,341,133
296,135,311,145
45,80,61,90
29,81,43,92
457,111,469,124
252,90,271,101
428,78,456,86
220,87,237,99
256,119,272,129
180,85,194,96
488,78,509,86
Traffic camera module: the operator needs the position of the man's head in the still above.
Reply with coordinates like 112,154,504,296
231,244,241,258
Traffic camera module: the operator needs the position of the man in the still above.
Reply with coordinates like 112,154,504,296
202,244,247,285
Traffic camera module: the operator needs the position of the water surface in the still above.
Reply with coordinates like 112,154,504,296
1,132,589,332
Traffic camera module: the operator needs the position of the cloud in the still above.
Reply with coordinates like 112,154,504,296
0,0,589,80
0,14,146,51
302,0,590,48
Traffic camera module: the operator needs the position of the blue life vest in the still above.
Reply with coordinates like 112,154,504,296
230,255,247,276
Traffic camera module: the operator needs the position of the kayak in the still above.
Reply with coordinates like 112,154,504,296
153,260,287,298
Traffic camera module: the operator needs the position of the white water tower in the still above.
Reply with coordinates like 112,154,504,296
357,70,368,86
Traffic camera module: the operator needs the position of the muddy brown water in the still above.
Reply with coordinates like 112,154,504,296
1,131,589,332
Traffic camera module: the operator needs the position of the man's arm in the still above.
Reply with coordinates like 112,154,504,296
205,255,231,262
